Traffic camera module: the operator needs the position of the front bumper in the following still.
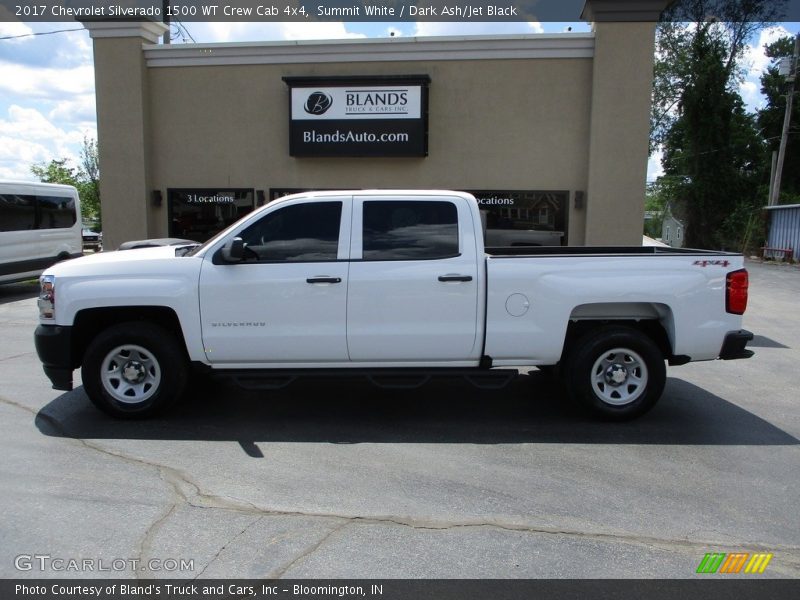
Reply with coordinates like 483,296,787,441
34,325,75,391
719,329,754,360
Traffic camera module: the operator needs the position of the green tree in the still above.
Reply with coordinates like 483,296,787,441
30,136,102,227
644,177,685,238
30,159,79,187
757,35,800,204
651,0,779,249
661,86,765,250
78,136,101,225
644,183,665,238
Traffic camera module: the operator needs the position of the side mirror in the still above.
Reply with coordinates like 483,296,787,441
220,237,245,263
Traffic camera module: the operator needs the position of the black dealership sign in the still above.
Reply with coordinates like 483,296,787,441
283,75,430,158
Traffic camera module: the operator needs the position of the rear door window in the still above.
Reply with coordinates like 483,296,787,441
362,201,459,261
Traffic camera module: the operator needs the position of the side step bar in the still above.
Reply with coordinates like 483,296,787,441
209,368,518,392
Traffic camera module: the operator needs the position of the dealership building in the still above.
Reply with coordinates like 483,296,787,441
84,0,667,249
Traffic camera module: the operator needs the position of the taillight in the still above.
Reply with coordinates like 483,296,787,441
726,269,748,315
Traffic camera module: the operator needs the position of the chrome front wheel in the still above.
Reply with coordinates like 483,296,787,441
82,322,187,418
100,344,162,404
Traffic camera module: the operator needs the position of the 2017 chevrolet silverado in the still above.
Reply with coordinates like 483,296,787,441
34,191,753,420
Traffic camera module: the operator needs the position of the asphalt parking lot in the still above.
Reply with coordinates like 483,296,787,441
0,261,798,580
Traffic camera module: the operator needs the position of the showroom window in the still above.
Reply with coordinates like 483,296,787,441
470,190,568,246
168,189,254,242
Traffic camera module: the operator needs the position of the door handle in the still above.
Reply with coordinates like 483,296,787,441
438,275,473,282
306,277,342,284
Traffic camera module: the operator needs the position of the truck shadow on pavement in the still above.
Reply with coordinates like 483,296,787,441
0,281,38,305
34,372,799,451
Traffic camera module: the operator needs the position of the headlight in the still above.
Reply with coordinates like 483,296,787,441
38,275,55,320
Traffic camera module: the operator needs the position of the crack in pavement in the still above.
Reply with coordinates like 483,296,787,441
136,503,179,581
267,520,351,579
3,395,800,576
193,515,264,579
0,352,35,363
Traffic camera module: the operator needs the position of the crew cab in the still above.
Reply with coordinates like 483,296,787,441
34,191,753,420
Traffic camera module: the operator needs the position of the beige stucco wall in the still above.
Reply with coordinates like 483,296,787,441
88,14,659,249
92,36,153,250
584,21,657,245
145,58,593,242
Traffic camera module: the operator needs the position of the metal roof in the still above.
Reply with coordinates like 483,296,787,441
764,203,800,210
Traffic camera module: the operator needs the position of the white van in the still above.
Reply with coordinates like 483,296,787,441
0,180,83,284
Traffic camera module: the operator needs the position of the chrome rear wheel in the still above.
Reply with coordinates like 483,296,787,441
590,348,649,406
565,326,665,420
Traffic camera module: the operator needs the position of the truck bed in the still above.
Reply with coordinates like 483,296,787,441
485,245,739,257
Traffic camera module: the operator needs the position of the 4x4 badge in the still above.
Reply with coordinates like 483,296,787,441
693,260,730,267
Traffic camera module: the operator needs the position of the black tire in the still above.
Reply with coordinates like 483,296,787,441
81,322,188,418
564,326,666,420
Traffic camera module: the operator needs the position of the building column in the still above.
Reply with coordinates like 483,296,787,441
581,0,667,245
84,21,168,249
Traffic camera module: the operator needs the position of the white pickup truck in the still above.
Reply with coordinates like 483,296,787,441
34,190,753,420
